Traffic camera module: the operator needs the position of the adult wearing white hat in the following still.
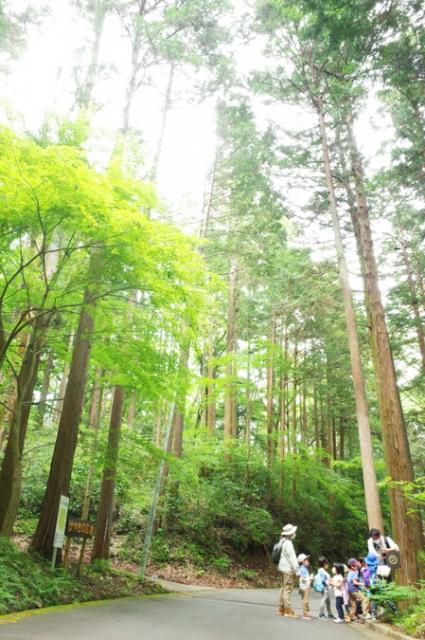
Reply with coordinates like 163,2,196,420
276,523,300,618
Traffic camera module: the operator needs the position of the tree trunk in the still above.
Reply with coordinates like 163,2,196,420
150,64,175,181
122,34,139,133
314,94,383,531
291,338,298,454
0,377,16,451
126,392,137,427
36,349,53,430
81,371,105,521
205,337,216,434
339,415,346,460
154,401,164,447
224,256,238,440
313,385,320,450
346,111,424,583
0,314,50,536
301,381,308,444
323,384,333,466
266,314,276,465
398,235,425,377
92,385,125,560
54,331,74,421
75,0,108,109
171,344,190,458
31,289,95,560
245,319,252,442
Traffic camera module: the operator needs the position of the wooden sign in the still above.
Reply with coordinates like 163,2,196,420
66,517,95,539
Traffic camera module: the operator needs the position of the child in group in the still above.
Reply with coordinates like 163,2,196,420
298,553,313,620
360,558,372,589
347,557,371,621
317,556,335,620
364,553,379,619
329,563,347,624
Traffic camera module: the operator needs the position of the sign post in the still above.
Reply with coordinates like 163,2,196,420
65,517,95,572
51,495,69,570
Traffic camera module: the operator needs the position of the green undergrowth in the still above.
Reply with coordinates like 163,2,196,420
0,538,165,616
395,585,425,639
369,581,425,638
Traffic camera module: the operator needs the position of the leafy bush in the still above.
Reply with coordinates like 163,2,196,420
236,568,258,581
0,539,163,616
210,555,231,573
150,534,171,565
0,538,87,614
157,440,368,565
370,581,425,637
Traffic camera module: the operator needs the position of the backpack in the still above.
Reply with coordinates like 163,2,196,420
313,572,325,593
272,541,283,565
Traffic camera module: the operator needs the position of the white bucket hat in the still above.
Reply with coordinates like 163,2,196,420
281,523,297,536
297,553,309,563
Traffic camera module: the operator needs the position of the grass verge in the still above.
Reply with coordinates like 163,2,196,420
0,537,165,616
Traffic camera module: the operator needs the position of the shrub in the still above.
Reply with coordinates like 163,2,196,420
0,538,87,614
210,555,231,573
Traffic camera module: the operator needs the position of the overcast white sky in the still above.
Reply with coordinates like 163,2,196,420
1,0,398,291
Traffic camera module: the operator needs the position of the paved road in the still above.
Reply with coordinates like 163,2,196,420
0,586,378,640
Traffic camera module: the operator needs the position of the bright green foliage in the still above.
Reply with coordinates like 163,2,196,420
0,537,163,614
0,537,88,613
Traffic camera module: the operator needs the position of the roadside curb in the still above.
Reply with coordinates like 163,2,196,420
359,620,414,640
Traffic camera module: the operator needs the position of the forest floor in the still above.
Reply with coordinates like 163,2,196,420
131,555,278,589
12,532,279,600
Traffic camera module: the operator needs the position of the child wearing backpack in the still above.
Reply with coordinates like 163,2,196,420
364,553,379,619
315,556,335,620
347,558,371,621
298,554,313,620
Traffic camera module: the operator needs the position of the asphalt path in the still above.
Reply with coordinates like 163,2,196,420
0,585,379,640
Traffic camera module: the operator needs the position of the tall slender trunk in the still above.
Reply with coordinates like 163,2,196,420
323,377,333,466
291,338,298,454
345,111,424,583
332,414,337,461
0,314,49,535
54,331,74,420
92,385,125,560
339,415,346,460
81,373,104,521
313,94,383,532
36,350,53,430
0,377,16,450
398,235,425,377
313,385,319,450
31,288,96,559
75,0,108,109
150,64,175,181
245,317,252,442
224,256,238,440
266,314,276,465
301,381,308,444
278,321,288,503
171,344,190,458
126,392,137,427
122,33,140,133
205,337,216,434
